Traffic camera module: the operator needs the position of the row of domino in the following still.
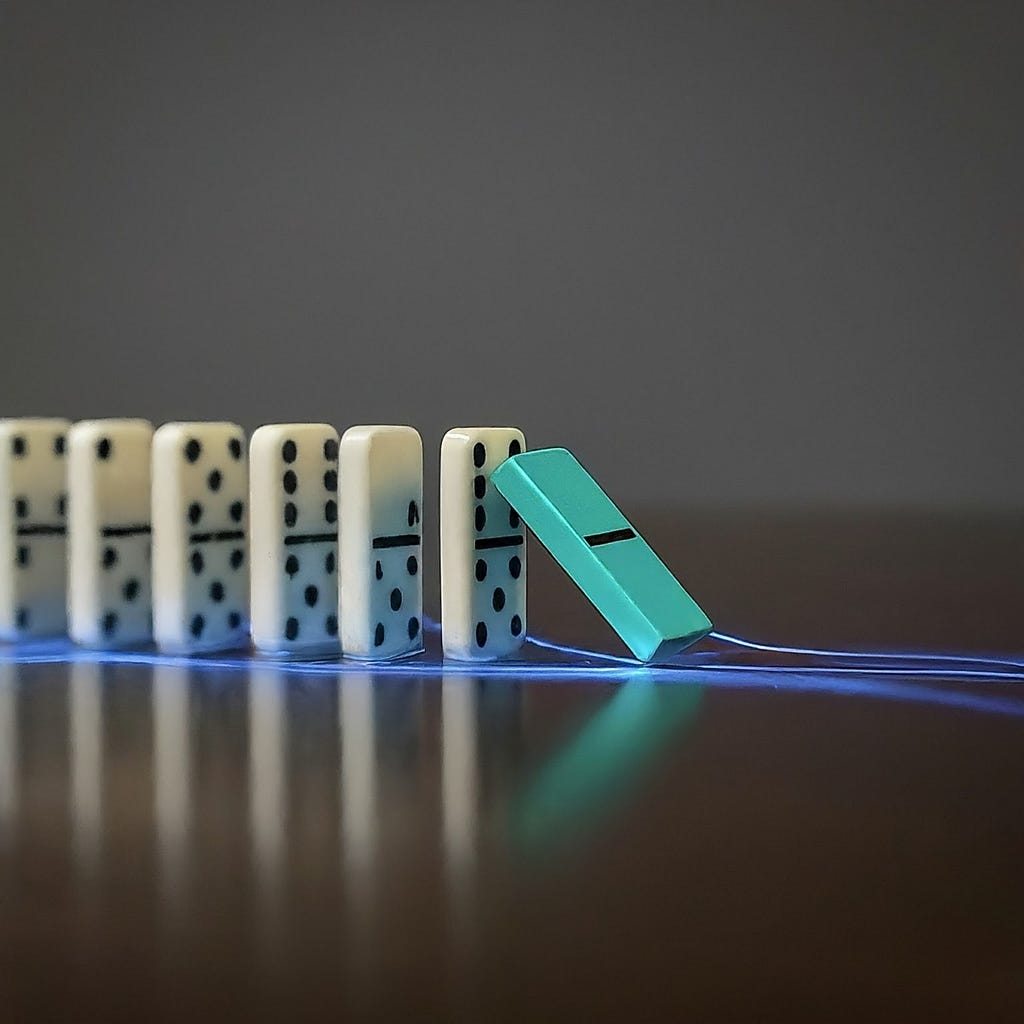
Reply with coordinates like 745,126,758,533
0,419,528,661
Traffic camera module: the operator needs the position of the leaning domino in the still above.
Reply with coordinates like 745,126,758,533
152,422,249,653
68,419,154,647
338,425,423,660
440,427,526,660
0,418,71,639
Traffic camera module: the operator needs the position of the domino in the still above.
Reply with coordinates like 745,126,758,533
249,423,340,655
152,422,249,653
491,448,712,662
338,425,423,660
68,419,154,647
0,418,70,639
440,427,526,660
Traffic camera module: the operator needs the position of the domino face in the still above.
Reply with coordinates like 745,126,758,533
152,422,249,653
0,418,70,639
491,448,712,663
68,419,154,647
249,423,340,655
440,427,526,660
339,425,423,660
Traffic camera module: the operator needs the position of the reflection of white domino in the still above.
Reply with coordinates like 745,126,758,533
0,418,70,639
249,423,340,655
440,428,526,660
152,422,250,653
68,419,154,647
339,425,423,660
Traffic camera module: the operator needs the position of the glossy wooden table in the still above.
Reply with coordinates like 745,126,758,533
2,511,1023,1021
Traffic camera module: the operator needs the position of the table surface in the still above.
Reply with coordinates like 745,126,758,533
2,510,1023,1022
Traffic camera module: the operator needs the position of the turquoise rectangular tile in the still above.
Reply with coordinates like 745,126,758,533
491,448,711,662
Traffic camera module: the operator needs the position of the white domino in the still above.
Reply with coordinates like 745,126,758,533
339,425,423,660
152,422,249,653
68,419,154,647
440,427,526,660
0,418,71,639
249,423,340,655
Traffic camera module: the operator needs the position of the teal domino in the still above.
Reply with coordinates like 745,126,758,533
491,448,712,662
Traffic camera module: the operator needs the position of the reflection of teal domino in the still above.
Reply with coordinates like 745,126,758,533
491,448,711,662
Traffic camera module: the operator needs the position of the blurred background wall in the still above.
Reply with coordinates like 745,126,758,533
2,0,1022,509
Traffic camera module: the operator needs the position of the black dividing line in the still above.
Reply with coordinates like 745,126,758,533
189,530,246,544
284,532,336,546
16,524,66,537
101,524,151,538
372,533,421,549
474,535,524,550
584,528,636,547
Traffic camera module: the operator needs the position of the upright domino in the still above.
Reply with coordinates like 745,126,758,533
68,419,154,647
249,423,340,655
440,427,526,660
491,448,712,662
0,418,70,639
152,422,249,653
338,425,423,660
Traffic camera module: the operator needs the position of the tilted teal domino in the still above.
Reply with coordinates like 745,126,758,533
491,448,712,663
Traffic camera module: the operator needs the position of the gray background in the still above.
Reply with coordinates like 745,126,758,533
2,1,1022,508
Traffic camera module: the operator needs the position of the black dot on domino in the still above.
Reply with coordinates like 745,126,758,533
509,508,520,529
12,436,26,457
492,587,506,612
228,437,242,460
210,580,225,603
15,608,29,630
324,470,337,492
54,435,66,456
390,588,402,611
16,545,29,568
286,617,299,640
326,614,338,637
473,442,486,468
103,611,119,636
325,551,335,574
282,440,297,463
190,614,204,637
475,559,487,582
475,506,486,532
304,585,318,607
283,471,297,495
474,475,486,499
509,439,522,457
509,556,522,579
231,548,244,570
475,622,488,648
408,617,419,640
230,501,244,523
284,503,297,528
123,578,140,602
325,500,337,524
510,614,523,636
97,437,112,459
407,555,417,576
375,560,383,581
374,622,385,647
324,438,338,461
407,500,419,527
207,469,222,492
191,551,204,574
228,611,242,629
56,495,66,517
102,547,118,570
14,497,28,519
185,439,202,463
188,502,203,525
285,554,299,577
